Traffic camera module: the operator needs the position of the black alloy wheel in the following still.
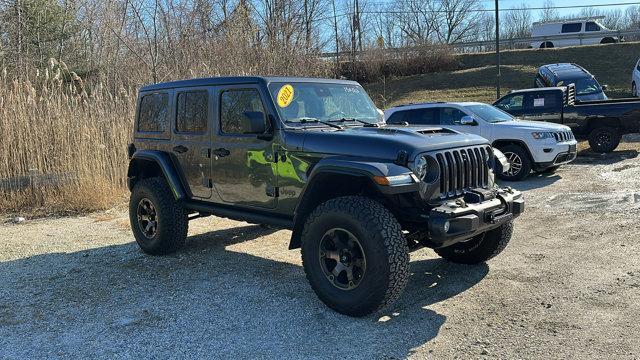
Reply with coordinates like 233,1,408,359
318,228,367,290
137,198,158,239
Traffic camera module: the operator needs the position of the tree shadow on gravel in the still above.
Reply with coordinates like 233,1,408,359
573,149,638,166
0,224,487,359
499,172,561,191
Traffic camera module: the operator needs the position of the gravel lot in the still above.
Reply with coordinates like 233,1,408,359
1,144,640,359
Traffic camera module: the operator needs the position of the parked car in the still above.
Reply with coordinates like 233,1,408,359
631,58,640,96
384,102,577,181
127,76,524,317
531,17,619,49
534,63,607,101
494,85,640,153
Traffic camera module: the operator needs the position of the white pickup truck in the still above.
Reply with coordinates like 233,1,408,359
384,102,578,181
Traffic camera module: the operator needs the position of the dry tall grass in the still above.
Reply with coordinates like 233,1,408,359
0,61,134,215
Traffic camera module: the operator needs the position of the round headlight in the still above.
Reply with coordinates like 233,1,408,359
413,156,428,180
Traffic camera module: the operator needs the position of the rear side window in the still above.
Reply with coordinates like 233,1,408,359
585,22,600,32
220,89,265,134
176,91,208,133
404,108,439,125
391,108,438,125
138,93,169,132
530,92,559,109
561,23,582,33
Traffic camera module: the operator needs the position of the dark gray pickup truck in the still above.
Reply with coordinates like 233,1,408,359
494,85,640,153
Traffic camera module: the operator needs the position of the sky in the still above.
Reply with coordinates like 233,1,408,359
485,0,640,19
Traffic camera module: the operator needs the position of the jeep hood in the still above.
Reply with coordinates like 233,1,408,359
298,125,489,161
497,119,571,132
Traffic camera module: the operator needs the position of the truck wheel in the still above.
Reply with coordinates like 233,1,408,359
588,126,621,153
540,42,554,48
301,196,409,317
434,221,513,265
129,177,188,255
497,144,532,181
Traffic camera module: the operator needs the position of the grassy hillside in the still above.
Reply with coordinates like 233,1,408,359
367,42,640,108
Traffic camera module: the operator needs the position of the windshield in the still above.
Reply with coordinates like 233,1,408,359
268,82,380,125
464,104,513,123
572,77,602,95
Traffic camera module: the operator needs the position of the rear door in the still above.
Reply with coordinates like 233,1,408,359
171,87,213,199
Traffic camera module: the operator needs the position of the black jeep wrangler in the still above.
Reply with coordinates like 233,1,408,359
127,76,524,317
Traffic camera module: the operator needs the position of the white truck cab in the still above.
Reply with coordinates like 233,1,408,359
384,102,578,181
531,17,619,49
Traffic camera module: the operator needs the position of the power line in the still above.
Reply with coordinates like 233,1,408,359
312,0,640,22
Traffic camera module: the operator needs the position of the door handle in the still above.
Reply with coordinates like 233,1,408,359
173,145,188,154
212,148,230,157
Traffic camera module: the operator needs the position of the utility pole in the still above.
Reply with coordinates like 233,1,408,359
332,0,339,72
495,0,501,99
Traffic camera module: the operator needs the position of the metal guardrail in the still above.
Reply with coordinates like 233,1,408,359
320,29,640,58
452,29,640,49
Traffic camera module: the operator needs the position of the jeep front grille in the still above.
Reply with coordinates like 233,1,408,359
553,131,574,142
432,145,492,199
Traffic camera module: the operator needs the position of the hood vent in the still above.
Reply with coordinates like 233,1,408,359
417,128,456,135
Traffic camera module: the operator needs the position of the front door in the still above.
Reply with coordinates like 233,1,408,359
210,85,277,209
525,91,563,124
171,88,213,199
439,107,487,138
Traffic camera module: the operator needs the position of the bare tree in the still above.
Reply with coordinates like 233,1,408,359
625,5,640,30
434,0,484,44
502,2,532,39
391,0,438,46
539,0,559,23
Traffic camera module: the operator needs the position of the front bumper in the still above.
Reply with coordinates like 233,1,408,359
530,139,578,164
427,188,524,248
534,144,577,171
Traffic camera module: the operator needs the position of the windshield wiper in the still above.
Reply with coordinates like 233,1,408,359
329,117,380,127
285,117,343,130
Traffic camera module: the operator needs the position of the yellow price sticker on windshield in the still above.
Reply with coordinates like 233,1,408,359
277,84,294,108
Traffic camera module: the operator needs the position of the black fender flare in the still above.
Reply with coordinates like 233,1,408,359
127,150,187,200
288,157,416,249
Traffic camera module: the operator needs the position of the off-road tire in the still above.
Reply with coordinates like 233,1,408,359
301,196,409,317
497,144,532,181
434,221,514,265
129,177,188,255
588,126,621,153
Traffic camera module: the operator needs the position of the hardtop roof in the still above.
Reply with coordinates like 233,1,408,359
541,63,591,79
139,76,359,92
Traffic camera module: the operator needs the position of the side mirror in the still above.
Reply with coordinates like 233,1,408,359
459,115,477,126
601,84,608,91
241,111,268,134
